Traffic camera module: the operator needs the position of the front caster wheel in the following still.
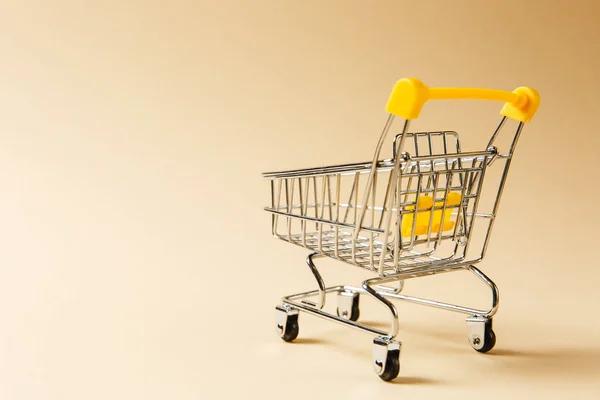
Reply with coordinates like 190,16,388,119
476,329,496,353
373,338,401,382
466,316,496,353
378,350,400,381
337,292,360,322
275,306,299,342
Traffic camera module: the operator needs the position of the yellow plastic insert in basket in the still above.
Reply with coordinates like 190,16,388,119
401,192,462,237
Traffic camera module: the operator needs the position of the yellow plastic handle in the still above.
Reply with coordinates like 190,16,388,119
385,78,540,123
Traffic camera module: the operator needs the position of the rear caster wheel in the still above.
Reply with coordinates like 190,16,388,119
373,337,401,382
337,292,360,322
275,306,299,342
476,328,496,353
466,316,496,353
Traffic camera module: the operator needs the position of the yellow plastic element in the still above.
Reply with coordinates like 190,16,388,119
385,78,429,121
402,196,433,237
385,78,540,123
401,192,462,238
500,86,540,123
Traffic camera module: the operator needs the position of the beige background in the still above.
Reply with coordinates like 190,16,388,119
1,0,599,399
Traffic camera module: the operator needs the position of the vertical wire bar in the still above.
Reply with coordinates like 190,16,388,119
469,163,481,192
274,179,283,233
353,172,360,223
414,134,422,175
462,162,489,255
467,156,480,195
352,171,360,264
316,221,322,252
298,177,306,247
312,176,318,217
425,133,434,189
276,179,283,210
402,165,416,204
370,171,377,268
320,175,327,219
449,171,469,263
453,169,469,241
426,173,440,245
318,176,325,252
335,174,341,221
393,167,403,271
465,165,476,237
427,132,434,156
443,131,450,170
303,177,309,247
284,178,291,242
414,134,420,156
270,180,276,236
492,122,524,213
289,178,296,242
412,134,424,252
378,119,410,275
335,174,341,258
436,172,453,246
408,173,423,250
479,122,524,258
326,175,333,254
298,177,305,216
454,135,468,233
470,113,502,192
287,178,294,213
441,132,451,221
486,116,507,148
312,176,318,242
354,114,395,241
393,167,402,270
343,172,358,223
379,169,397,229
326,175,333,220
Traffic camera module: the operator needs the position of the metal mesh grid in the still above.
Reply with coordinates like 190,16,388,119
265,131,494,274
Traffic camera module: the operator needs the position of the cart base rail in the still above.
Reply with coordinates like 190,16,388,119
275,253,499,381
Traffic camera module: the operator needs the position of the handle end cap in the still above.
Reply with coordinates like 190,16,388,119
500,87,540,123
386,78,429,120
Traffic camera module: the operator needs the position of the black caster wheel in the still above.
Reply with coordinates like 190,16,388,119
475,327,496,353
377,350,400,381
373,338,401,382
467,316,496,353
275,306,299,342
337,292,360,322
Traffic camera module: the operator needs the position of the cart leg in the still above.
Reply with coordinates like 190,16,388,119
273,253,326,342
305,252,326,310
464,264,498,352
362,277,400,339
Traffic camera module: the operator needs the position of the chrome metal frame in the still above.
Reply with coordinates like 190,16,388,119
264,114,524,378
280,256,499,341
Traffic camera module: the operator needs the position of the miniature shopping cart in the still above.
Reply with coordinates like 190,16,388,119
263,78,540,381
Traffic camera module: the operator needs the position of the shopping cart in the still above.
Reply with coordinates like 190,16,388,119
263,78,540,381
